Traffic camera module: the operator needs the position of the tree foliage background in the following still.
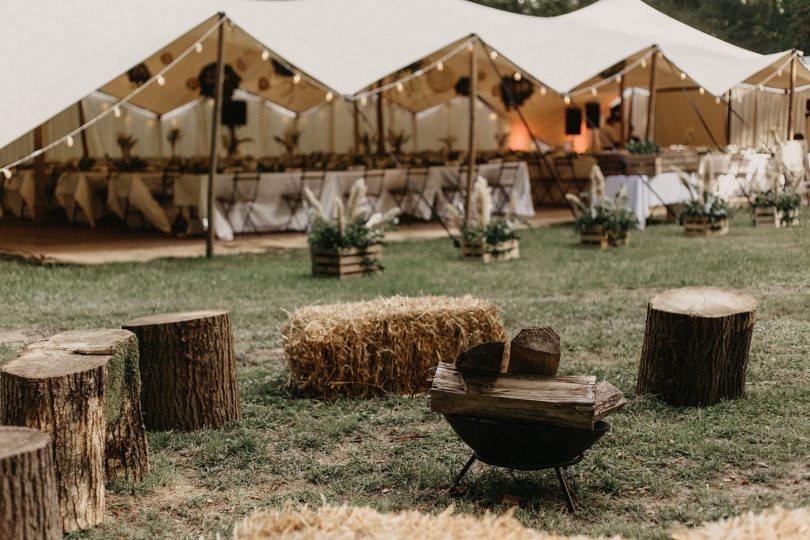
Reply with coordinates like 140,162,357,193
470,0,810,55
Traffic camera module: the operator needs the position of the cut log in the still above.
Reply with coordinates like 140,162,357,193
636,287,757,407
507,327,561,376
455,342,505,374
0,427,61,540
122,310,241,431
429,362,626,429
0,329,149,532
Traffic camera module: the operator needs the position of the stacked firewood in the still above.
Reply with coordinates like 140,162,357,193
430,327,625,430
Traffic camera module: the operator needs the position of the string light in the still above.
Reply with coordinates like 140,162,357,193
641,58,647,69
564,95,571,105
466,41,475,52
489,112,497,121
195,42,203,54
360,96,368,106
113,106,122,118
2,168,12,180
777,69,783,77
615,74,622,83
396,82,404,92
679,72,687,80
758,84,765,92
261,49,270,61
540,85,547,96
157,75,166,86
699,87,705,95
513,72,522,81
437,61,444,72
293,73,301,84
489,50,498,60
590,87,598,97
325,91,334,102
715,96,722,105
65,135,74,147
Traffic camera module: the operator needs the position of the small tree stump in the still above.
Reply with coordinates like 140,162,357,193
0,329,149,532
122,310,241,431
506,327,561,376
636,287,757,407
0,427,62,540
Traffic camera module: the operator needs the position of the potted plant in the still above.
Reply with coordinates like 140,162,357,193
676,158,729,237
447,177,520,263
386,129,411,155
116,133,138,161
566,165,638,248
751,158,801,227
274,126,301,166
166,128,182,160
624,138,660,176
303,179,400,278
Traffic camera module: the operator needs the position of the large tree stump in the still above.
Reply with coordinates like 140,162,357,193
0,329,149,532
0,427,62,540
636,287,757,407
122,310,241,431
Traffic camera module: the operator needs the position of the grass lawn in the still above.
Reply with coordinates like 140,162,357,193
1,210,809,539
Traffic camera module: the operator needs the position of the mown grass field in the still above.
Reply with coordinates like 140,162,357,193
1,210,809,539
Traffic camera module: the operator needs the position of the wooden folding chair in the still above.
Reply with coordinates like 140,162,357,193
390,167,432,219
222,171,261,233
491,161,521,214
282,169,326,230
363,168,387,213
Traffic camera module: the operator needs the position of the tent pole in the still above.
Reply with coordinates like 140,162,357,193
645,49,658,142
725,91,733,146
627,88,635,141
752,88,759,148
328,100,336,156
353,101,360,154
376,83,386,155
618,73,626,144
32,124,46,223
206,13,226,259
76,101,90,159
787,52,797,140
465,38,477,217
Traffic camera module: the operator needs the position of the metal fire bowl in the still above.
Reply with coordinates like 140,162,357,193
444,415,610,470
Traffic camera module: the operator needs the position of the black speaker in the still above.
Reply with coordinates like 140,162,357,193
585,102,601,129
805,98,810,116
565,107,582,135
222,100,247,126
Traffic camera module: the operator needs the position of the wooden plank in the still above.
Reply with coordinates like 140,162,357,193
311,254,382,266
430,362,600,429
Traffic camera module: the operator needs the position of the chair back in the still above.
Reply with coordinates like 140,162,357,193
364,168,386,197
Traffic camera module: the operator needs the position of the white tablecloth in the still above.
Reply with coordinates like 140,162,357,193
605,172,693,229
176,163,535,240
2,170,35,218
54,172,108,226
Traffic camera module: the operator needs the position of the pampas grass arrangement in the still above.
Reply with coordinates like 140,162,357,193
566,165,637,247
282,295,506,398
674,156,729,235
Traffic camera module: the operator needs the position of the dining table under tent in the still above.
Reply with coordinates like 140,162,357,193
1,0,809,256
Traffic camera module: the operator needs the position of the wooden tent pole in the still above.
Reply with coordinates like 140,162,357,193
376,82,385,155
411,111,419,152
627,88,635,141
465,38,477,217
76,101,90,158
752,88,759,148
787,53,797,140
328,100,336,155
206,13,226,259
645,49,658,142
32,125,46,223
725,91,733,146
618,72,626,144
352,101,360,153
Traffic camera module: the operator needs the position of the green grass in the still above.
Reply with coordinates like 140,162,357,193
1,210,809,539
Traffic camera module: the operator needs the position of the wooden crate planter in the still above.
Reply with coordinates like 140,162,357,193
754,206,799,228
311,244,382,278
624,154,660,176
609,232,631,247
683,216,729,237
462,239,519,263
660,150,700,173
579,226,609,248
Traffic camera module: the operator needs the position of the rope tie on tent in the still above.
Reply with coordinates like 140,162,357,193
0,16,229,177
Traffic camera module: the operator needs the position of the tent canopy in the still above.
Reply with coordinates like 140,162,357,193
2,0,808,153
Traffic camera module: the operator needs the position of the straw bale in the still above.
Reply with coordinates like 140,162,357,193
672,506,810,540
233,505,605,540
282,295,506,398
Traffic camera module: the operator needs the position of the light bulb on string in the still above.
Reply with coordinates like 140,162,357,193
360,96,368,106
466,41,475,53
195,42,203,54
758,84,765,92
590,87,598,97
437,61,444,72
715,96,722,105
261,49,270,61
2,168,12,180
396,82,404,93
325,91,334,102
157,75,166,86
293,73,301,84
113,106,122,118
489,50,498,60
513,72,522,81
641,58,647,69
540,86,547,96
564,95,571,105
679,72,687,80
66,135,74,148
699,87,705,95
489,112,497,121
777,69,783,77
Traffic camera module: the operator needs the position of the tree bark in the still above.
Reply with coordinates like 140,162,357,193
122,310,241,431
636,287,757,407
0,427,62,540
0,329,149,532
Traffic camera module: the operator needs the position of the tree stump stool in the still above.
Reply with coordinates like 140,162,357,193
0,427,61,540
636,287,757,407
122,310,241,431
0,329,149,532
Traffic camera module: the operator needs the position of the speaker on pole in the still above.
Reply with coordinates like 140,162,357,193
585,101,601,129
565,107,582,135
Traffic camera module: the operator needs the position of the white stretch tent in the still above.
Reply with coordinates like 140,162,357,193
1,0,809,161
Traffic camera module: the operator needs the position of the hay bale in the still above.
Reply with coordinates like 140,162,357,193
233,505,605,540
672,506,810,540
282,295,506,398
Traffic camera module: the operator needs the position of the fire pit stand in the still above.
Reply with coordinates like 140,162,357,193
452,453,582,512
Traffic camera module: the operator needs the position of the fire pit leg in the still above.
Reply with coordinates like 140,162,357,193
453,454,477,487
554,467,576,513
